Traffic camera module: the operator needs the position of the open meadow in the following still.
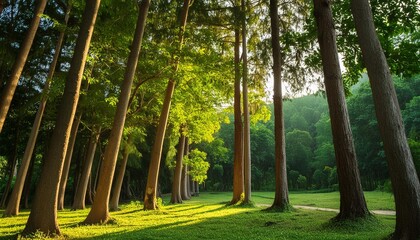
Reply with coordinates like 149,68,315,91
0,191,395,239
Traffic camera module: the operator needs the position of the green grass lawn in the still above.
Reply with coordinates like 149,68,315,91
0,191,395,239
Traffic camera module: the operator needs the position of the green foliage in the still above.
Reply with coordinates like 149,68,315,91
186,149,210,184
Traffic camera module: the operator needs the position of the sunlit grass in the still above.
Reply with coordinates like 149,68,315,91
0,191,395,239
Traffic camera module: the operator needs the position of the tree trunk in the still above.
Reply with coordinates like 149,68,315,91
144,0,191,210
0,0,47,132
313,0,369,220
86,174,93,205
241,0,251,204
180,165,190,200
170,130,186,204
195,181,199,196
109,136,132,211
184,140,192,199
72,126,101,210
269,0,289,210
57,113,82,210
350,0,420,238
231,5,244,205
22,0,101,236
83,0,150,224
4,4,72,216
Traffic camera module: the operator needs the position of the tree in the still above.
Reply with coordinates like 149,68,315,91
22,0,101,236
83,0,151,224
269,0,289,210
313,0,369,220
144,0,192,210
351,0,420,238
241,0,251,204
0,0,47,132
230,4,244,205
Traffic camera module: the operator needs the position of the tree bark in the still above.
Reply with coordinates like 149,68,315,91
72,126,101,210
314,0,369,219
351,0,420,238
269,0,289,210
180,165,190,200
109,136,132,211
83,0,150,224
22,157,35,209
57,113,82,210
170,131,186,204
0,0,47,132
22,0,101,236
144,0,191,210
231,5,244,205
241,0,251,204
4,3,72,216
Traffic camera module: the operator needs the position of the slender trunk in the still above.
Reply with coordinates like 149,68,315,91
93,152,103,195
144,0,191,210
231,5,244,205
57,113,82,210
195,181,199,196
109,136,132,211
313,0,369,219
72,126,101,210
4,4,71,216
22,0,101,236
84,0,150,224
351,0,420,238
170,131,186,204
86,174,93,205
241,0,251,204
269,0,289,210
0,0,47,132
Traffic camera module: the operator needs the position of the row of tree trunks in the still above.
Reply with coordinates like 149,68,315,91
4,3,72,216
0,132,18,208
170,129,186,204
72,126,101,210
144,0,192,210
313,0,369,220
0,0,47,132
109,135,133,211
83,0,151,224
22,0,101,236
350,0,420,238
57,113,82,210
269,0,289,210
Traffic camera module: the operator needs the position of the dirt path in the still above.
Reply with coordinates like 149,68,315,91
257,204,396,216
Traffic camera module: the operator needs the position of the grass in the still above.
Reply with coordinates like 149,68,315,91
0,191,395,239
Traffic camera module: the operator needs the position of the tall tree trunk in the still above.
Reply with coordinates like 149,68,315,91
350,0,420,238
83,0,150,224
313,0,369,220
170,130,186,204
0,0,47,132
72,126,101,210
144,0,191,210
269,0,289,210
86,174,93,205
22,0,101,236
57,113,82,210
109,136,132,211
230,5,244,205
241,0,251,204
314,0,369,218
4,3,72,216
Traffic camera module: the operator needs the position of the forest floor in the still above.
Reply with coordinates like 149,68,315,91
0,191,395,239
